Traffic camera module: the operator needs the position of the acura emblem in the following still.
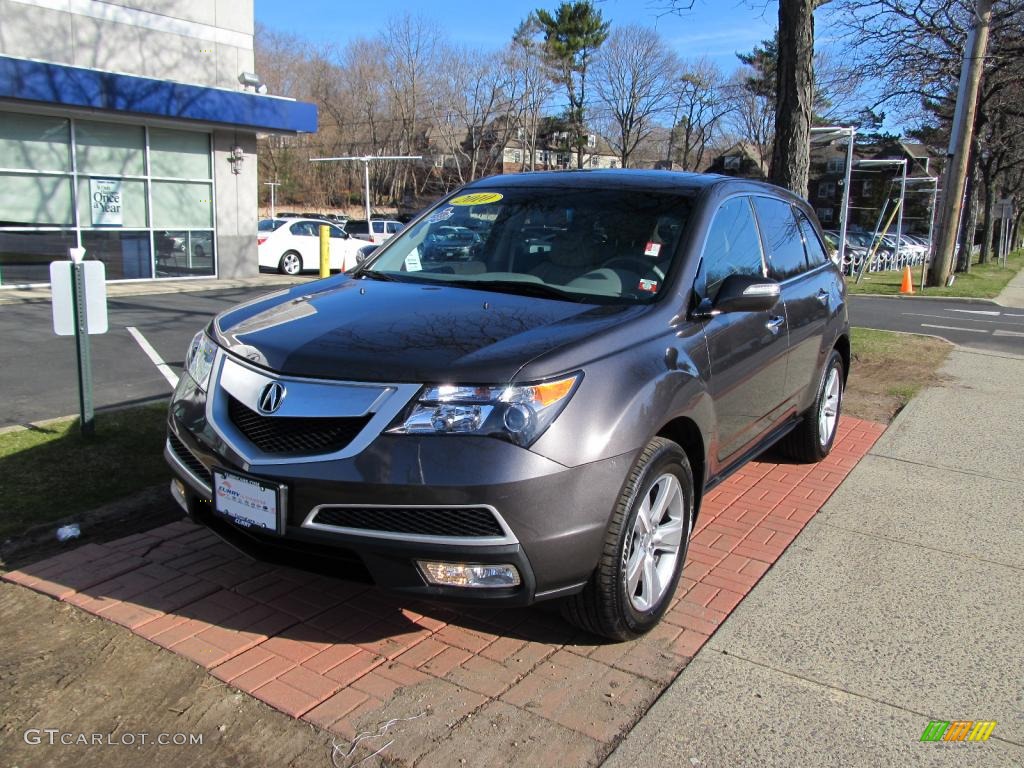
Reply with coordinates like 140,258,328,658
258,381,286,414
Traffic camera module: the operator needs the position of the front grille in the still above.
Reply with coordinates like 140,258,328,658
168,432,213,487
311,506,505,538
228,396,372,454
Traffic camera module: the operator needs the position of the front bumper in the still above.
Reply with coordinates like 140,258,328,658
166,369,634,605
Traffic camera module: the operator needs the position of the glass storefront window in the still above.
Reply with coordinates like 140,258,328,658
0,113,70,172
0,172,74,226
81,230,152,280
0,115,215,285
151,181,213,229
149,128,211,179
0,230,77,285
76,177,148,228
75,121,145,177
155,230,214,277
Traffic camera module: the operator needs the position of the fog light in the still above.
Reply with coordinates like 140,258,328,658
417,561,521,588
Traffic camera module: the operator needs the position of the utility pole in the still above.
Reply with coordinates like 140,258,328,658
263,181,280,219
928,0,993,287
309,156,421,226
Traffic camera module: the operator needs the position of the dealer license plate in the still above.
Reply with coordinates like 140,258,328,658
213,469,284,534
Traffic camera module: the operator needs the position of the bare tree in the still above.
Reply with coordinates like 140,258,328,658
591,26,677,168
429,45,514,185
509,17,556,171
666,57,733,171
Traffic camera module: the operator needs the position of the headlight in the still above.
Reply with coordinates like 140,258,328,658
184,331,217,390
388,373,581,447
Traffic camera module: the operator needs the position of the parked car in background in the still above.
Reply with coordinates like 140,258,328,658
257,218,364,274
345,219,404,245
823,230,870,275
170,171,849,641
421,225,482,262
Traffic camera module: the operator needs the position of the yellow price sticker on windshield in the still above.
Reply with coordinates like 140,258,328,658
449,192,503,206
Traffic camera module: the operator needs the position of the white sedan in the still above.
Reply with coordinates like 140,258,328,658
257,218,365,275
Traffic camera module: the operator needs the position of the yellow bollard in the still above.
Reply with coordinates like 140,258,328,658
319,224,330,278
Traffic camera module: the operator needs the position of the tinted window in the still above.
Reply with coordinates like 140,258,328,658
258,218,285,232
796,212,829,267
752,196,807,280
289,221,315,236
700,197,765,302
346,221,368,234
329,225,346,238
386,221,402,234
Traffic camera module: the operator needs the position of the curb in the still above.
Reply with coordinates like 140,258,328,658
0,274,313,306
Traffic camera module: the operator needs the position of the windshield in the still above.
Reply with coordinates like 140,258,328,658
359,187,692,303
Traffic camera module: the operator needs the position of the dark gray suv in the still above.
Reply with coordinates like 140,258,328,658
166,170,848,640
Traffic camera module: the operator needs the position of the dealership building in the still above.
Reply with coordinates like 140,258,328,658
0,0,317,287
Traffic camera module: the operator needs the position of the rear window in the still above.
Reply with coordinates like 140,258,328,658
258,219,285,232
346,221,368,234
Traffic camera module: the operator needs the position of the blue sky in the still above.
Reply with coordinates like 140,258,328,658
254,0,784,74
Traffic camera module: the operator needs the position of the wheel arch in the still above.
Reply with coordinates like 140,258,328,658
655,416,706,515
833,332,851,383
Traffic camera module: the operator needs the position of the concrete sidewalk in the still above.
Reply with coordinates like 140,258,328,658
995,264,1024,309
607,346,1024,767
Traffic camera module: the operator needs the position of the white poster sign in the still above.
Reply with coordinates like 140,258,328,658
50,259,108,336
90,178,123,226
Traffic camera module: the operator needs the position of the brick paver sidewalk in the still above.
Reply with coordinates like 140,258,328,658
4,417,885,765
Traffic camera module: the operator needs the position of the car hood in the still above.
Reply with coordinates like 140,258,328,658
212,276,646,383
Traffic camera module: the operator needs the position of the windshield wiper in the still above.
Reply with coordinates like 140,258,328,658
442,279,588,302
357,270,402,282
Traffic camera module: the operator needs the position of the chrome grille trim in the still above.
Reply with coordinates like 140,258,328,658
301,504,519,546
206,351,421,466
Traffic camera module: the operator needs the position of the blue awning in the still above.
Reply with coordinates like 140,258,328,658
0,55,317,134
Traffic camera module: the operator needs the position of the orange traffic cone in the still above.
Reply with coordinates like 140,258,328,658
899,266,915,294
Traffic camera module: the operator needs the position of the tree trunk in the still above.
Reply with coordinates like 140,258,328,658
957,172,978,273
769,0,815,198
978,165,996,264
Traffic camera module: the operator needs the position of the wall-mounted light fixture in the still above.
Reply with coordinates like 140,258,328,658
227,145,244,174
238,71,268,94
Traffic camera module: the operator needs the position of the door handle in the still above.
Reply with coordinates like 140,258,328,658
766,316,785,334
816,289,829,305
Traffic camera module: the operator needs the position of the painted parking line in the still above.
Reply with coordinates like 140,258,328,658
126,326,180,388
948,309,1001,316
920,323,987,334
993,329,1024,338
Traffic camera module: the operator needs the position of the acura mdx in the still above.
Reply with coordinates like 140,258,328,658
166,170,849,640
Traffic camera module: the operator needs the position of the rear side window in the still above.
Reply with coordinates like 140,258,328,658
752,196,807,280
796,211,830,267
289,221,316,236
700,196,765,302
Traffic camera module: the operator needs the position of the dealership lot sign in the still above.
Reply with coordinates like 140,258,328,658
89,178,123,226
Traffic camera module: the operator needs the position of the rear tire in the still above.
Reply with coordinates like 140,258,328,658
278,251,302,275
780,349,844,463
562,437,694,641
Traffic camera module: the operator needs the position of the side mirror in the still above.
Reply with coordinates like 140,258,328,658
713,274,781,314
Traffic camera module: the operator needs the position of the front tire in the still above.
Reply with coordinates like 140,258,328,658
781,349,844,462
278,251,302,275
562,437,694,641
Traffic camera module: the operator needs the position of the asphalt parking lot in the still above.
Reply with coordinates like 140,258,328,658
2,282,1023,429
0,286,280,428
